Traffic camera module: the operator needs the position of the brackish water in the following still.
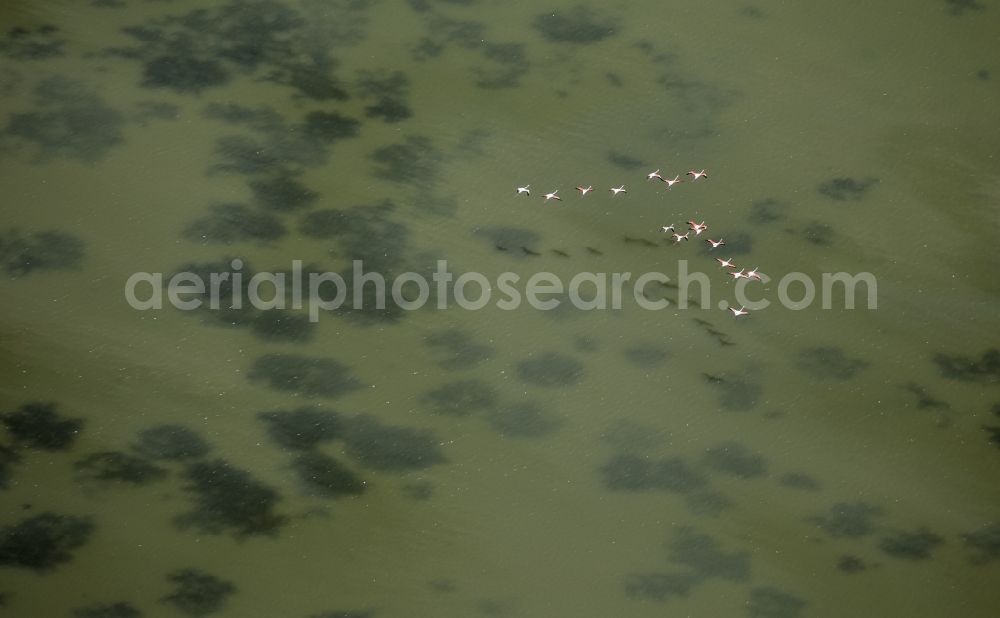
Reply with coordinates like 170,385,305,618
1,1,999,617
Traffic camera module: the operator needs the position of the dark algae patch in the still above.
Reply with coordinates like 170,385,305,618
249,174,318,212
421,380,499,417
176,459,287,537
601,454,708,494
809,502,883,538
73,602,143,618
702,373,762,411
836,554,868,573
133,424,211,461
341,415,446,471
258,407,342,450
485,402,563,438
817,177,878,201
169,258,317,343
878,528,944,560
356,69,413,122
626,527,751,603
162,569,235,616
0,24,65,60
534,5,620,44
516,352,584,387
0,512,95,571
1,76,126,163
74,451,167,485
248,354,362,398
0,229,84,278
623,572,700,601
945,0,984,15
779,472,822,491
292,452,366,498
702,442,768,479
796,346,869,380
961,523,1000,564
0,445,21,489
1,402,82,451
747,198,789,225
933,348,1000,384
746,586,807,618
183,203,287,244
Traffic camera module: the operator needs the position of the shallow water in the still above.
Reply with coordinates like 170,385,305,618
1,0,998,616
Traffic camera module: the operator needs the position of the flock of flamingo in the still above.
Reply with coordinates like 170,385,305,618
516,168,762,317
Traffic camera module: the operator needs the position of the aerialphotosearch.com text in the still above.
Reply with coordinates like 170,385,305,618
124,259,877,322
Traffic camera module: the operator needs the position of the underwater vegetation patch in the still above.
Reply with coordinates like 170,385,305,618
961,523,1000,564
292,452,366,498
601,419,665,454
668,527,750,581
796,346,869,380
74,451,167,485
206,106,359,178
176,459,287,537
701,373,762,411
817,177,878,201
0,229,85,278
623,344,670,367
249,174,319,212
702,442,768,479
534,5,620,44
984,403,1000,449
424,329,495,370
1,402,82,451
945,0,984,15
778,472,822,491
184,203,287,244
131,101,180,125
421,380,499,417
112,0,356,99
0,446,21,490
484,403,563,438
341,415,446,471
248,354,362,398
809,502,883,538
623,572,700,601
601,454,709,494
371,135,444,188
516,352,585,387
161,568,235,617
0,512,95,571
73,602,144,618
627,526,752,602
878,528,944,560
932,348,1000,385
836,554,868,573
356,70,413,122
142,56,231,94
474,42,530,89
299,201,406,258
259,407,342,450
133,424,211,461
0,24,65,60
168,258,317,343
607,152,645,171
795,221,835,246
1,76,126,163
745,586,807,618
747,198,790,225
